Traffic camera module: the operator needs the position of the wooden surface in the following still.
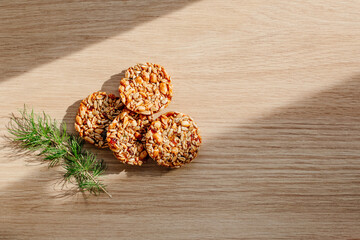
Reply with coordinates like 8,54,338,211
1,0,360,239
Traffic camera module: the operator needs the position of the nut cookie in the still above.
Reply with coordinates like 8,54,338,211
145,112,202,168
119,63,173,115
75,92,124,148
107,109,152,166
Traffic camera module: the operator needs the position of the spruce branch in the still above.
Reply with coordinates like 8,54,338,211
7,106,111,198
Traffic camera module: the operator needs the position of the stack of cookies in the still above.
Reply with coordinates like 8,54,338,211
75,63,202,168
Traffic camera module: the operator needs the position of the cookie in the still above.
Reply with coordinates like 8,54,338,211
75,92,124,148
107,109,152,166
145,112,202,168
119,63,173,115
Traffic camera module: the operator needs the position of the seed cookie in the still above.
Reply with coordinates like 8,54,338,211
119,63,173,115
145,112,202,168
75,92,124,148
107,109,152,166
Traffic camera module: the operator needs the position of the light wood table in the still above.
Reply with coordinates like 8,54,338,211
1,1,360,239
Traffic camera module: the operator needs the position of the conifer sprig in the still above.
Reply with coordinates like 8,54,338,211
7,107,111,198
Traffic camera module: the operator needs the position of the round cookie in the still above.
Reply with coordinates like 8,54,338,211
75,92,124,148
119,63,173,115
107,109,152,166
145,112,202,168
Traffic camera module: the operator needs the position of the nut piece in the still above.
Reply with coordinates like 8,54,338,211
139,150,148,160
135,76,143,84
84,136,95,145
106,109,153,166
153,121,161,129
145,112,202,168
153,133,163,144
123,116,129,127
120,78,128,86
153,149,159,158
159,83,167,95
181,120,190,127
75,115,83,125
137,106,146,112
150,73,157,83
74,92,124,148
119,63,173,115
95,128,103,134
171,147,179,155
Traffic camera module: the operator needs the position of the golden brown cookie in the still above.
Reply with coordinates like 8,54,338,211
119,63,173,115
107,109,152,166
145,112,202,168
75,92,124,148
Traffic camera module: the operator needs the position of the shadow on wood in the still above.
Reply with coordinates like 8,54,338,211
0,0,200,83
100,70,126,96
212,75,360,220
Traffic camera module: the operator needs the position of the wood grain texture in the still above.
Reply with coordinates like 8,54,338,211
1,0,360,239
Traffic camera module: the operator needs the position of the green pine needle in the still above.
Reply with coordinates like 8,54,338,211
7,106,112,198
